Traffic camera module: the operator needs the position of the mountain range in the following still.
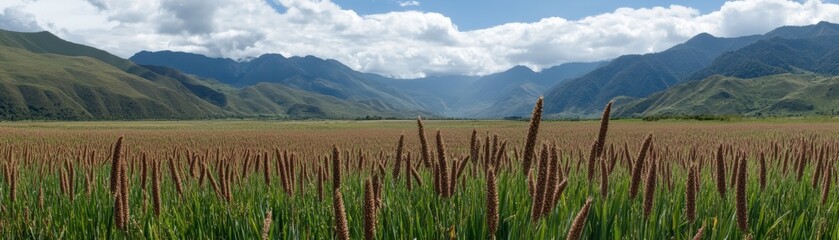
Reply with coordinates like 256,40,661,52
615,33,839,117
131,51,602,118
543,21,839,118
2,22,839,120
0,29,425,119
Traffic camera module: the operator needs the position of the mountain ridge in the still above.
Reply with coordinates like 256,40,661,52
616,31,839,118
132,50,432,114
0,29,427,120
4,22,839,120
542,33,765,117
614,73,839,117
543,21,839,118
131,50,603,118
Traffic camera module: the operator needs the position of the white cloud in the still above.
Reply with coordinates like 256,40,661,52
0,6,42,32
398,1,420,7
2,0,839,78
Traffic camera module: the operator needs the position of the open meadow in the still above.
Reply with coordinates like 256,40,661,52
6,1,839,239
0,114,838,239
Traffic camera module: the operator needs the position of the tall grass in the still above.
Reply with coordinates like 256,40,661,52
0,99,836,239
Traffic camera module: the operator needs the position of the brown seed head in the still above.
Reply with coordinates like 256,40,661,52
486,167,499,236
168,157,184,198
332,145,342,191
759,152,767,191
629,134,653,199
531,145,549,222
693,223,706,240
333,190,350,240
522,97,543,176
262,210,273,240
735,154,748,232
686,166,697,222
715,144,727,198
393,134,405,179
110,136,124,194
566,197,594,240
363,179,377,240
417,116,432,168
595,101,612,158
436,130,450,198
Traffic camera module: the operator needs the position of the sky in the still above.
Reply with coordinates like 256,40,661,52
330,1,730,31
2,0,839,78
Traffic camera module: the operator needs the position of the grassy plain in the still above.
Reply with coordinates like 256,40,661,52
0,118,837,239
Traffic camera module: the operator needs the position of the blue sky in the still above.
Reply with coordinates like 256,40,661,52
332,0,728,30
3,0,839,78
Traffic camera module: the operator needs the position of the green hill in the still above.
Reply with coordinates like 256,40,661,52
616,31,839,119
0,45,227,120
615,74,839,117
131,51,430,113
132,50,602,118
0,29,426,120
543,22,839,118
542,33,764,118
689,35,839,80
0,30,125,67
143,65,410,118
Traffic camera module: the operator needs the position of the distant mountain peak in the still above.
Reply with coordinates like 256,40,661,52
302,55,321,60
254,53,286,61
35,30,56,36
506,65,535,74
679,32,719,47
690,32,716,40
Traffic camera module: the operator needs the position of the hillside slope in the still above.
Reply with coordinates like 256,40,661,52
0,46,226,120
132,50,602,118
543,33,764,117
0,29,425,120
131,51,430,113
144,65,413,118
543,22,839,118
615,74,839,117
689,35,839,80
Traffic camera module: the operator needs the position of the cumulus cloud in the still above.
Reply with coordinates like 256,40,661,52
398,1,420,7
0,6,42,32
158,0,222,35
2,0,839,78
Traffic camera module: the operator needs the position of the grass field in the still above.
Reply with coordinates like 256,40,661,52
0,116,837,239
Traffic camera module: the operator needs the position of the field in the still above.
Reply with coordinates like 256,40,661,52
0,114,838,239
